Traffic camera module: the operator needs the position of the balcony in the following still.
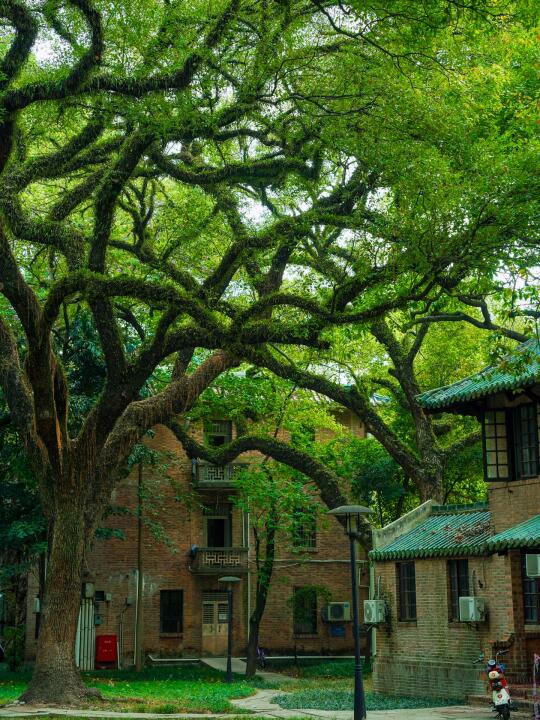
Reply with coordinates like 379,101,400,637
190,547,248,574
193,461,246,488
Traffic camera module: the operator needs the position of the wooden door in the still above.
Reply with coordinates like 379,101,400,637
202,594,229,656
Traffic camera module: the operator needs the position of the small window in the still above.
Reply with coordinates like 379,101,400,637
293,587,318,635
160,590,183,634
483,410,510,480
292,514,317,549
204,420,232,447
522,552,540,623
514,404,539,479
448,559,469,621
396,562,416,621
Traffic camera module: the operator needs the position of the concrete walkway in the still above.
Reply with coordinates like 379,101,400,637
200,657,292,683
231,689,493,719
0,688,497,720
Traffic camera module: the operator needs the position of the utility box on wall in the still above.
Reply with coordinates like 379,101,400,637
95,634,118,669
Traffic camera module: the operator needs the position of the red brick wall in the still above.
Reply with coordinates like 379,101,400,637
25,417,366,664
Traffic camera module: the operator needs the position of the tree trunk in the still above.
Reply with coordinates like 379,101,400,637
134,463,144,672
245,524,275,678
20,495,95,705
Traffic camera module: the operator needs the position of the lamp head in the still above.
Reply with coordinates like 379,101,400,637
218,576,241,585
327,504,372,534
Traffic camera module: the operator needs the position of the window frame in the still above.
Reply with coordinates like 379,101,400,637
482,409,512,481
160,589,184,634
521,550,540,624
292,513,317,550
396,561,417,622
204,420,233,447
482,403,540,482
513,404,539,479
292,586,318,635
447,558,470,622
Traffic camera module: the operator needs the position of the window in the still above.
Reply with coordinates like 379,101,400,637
204,420,232,447
483,410,511,480
293,587,318,635
397,562,416,621
204,503,232,547
160,590,183,634
483,404,539,481
522,552,540,624
448,559,469,621
514,404,539,478
292,513,317,549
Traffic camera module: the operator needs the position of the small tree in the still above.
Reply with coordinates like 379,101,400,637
234,460,322,676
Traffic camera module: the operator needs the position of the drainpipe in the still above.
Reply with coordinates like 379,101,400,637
246,511,251,645
369,563,377,658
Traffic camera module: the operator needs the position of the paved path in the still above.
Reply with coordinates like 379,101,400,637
200,657,292,683
0,687,498,720
231,689,494,719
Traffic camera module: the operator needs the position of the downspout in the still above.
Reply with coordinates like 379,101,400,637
246,511,251,648
369,562,377,658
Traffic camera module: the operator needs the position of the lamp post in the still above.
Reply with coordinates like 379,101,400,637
218,576,241,682
327,505,372,720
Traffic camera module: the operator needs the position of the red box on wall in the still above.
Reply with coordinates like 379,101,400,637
95,635,117,666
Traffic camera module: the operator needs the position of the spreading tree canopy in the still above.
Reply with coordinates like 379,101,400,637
0,0,537,704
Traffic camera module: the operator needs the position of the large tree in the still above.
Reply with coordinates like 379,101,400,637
0,0,535,704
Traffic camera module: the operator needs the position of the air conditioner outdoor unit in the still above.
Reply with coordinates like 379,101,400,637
526,554,540,578
459,596,486,622
322,602,351,622
363,599,386,624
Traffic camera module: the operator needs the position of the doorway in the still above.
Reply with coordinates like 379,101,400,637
202,592,229,656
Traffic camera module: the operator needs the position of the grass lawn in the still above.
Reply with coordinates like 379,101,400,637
264,659,464,712
273,689,466,711
0,659,464,714
263,657,363,678
0,665,268,713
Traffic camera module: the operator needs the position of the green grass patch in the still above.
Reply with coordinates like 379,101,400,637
0,664,264,713
273,689,466,711
263,657,370,679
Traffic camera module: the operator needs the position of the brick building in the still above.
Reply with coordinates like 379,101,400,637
25,411,369,668
370,339,540,698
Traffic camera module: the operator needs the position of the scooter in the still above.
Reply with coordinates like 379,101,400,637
473,649,512,719
488,668,511,719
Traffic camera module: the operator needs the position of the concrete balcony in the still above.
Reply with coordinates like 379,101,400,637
193,461,246,488
190,547,248,574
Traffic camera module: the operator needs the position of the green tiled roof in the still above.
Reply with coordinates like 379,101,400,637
487,515,540,551
369,504,492,561
417,338,540,411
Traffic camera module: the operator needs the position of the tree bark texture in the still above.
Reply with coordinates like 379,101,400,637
20,494,91,704
245,522,276,678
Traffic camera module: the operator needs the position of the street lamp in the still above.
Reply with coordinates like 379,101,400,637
218,575,241,683
327,505,372,720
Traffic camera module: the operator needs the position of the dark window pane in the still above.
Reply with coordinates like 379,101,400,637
293,587,317,634
521,552,540,624
397,562,416,621
292,514,317,548
514,405,538,479
448,559,470,621
483,411,512,481
205,420,232,447
160,590,183,633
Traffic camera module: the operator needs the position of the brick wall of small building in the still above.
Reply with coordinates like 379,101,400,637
25,414,365,664
489,477,540,533
372,555,506,698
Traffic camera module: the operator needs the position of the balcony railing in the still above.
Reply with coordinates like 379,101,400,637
193,461,246,488
190,547,248,574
